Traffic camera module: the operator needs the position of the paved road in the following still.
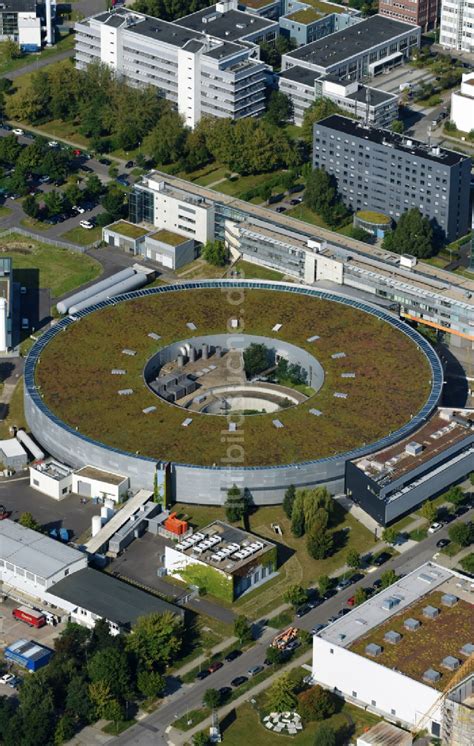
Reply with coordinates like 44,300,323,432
5,48,75,81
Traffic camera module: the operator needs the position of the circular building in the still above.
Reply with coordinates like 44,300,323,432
24,281,443,505
354,210,392,239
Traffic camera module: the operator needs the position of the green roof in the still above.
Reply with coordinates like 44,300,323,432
356,211,392,225
150,229,186,247
107,221,149,239
36,287,432,468
288,7,325,23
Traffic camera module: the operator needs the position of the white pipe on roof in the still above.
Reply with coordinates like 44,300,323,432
16,429,44,460
68,273,148,315
56,267,137,315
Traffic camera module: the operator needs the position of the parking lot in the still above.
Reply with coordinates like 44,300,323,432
0,597,65,650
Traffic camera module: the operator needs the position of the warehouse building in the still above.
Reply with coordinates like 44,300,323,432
29,458,73,500
281,15,420,80
0,438,27,469
165,521,277,601
0,520,87,603
72,466,129,504
311,562,474,739
346,409,474,525
313,114,472,242
5,639,53,672
48,567,183,635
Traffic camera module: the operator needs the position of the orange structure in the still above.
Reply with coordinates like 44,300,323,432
164,512,188,536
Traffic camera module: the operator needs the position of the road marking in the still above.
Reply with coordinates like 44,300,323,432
0,476,29,484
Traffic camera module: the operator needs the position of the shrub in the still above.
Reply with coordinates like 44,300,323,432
297,685,337,722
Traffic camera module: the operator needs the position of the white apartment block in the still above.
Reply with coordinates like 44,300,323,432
74,1,277,128
451,71,474,132
440,0,474,53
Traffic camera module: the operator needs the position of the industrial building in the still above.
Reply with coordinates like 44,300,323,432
0,438,27,469
450,72,474,134
0,520,87,603
29,460,129,503
379,0,439,32
311,562,474,741
48,567,183,635
279,68,399,127
103,222,200,270
129,171,474,348
281,15,421,79
313,114,472,242
346,408,474,525
440,0,474,53
74,2,274,128
164,521,277,601
5,639,53,672
29,458,74,500
56,264,154,315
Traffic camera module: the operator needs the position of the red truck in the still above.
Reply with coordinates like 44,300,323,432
12,606,46,629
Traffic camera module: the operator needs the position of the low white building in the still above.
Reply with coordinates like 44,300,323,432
72,465,129,504
311,562,474,740
29,459,73,500
0,520,87,604
451,72,474,134
0,438,27,469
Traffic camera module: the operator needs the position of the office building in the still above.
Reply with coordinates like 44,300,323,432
311,562,474,740
0,0,42,51
346,408,474,524
279,67,399,126
312,114,471,241
379,0,439,32
450,72,474,133
279,0,361,47
282,14,421,79
74,2,275,128
440,0,474,53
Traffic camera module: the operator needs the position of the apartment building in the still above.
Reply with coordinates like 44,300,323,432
379,0,440,32
440,0,474,53
282,14,421,79
128,171,474,349
74,1,275,128
313,114,471,242
279,67,399,126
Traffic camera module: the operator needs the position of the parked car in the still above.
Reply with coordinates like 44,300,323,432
336,578,351,592
289,198,302,206
0,122,11,130
80,165,93,173
295,603,312,618
248,665,264,677
436,538,450,549
347,596,356,607
311,623,326,635
208,661,223,674
455,505,469,516
79,220,95,230
0,674,15,686
99,157,111,165
38,175,51,183
224,650,242,663
48,140,59,148
275,206,286,213
428,522,443,534
218,687,232,699
73,149,81,156
116,174,129,185
328,615,338,623
231,676,248,687
372,552,391,566
125,160,134,168
337,607,350,618
12,128,24,136
72,205,85,214
285,640,300,652
196,670,210,681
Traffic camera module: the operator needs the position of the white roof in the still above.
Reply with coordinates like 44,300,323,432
0,439,26,458
0,520,85,579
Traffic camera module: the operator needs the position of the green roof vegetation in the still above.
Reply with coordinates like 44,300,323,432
36,288,432,467
242,0,275,8
356,211,392,225
108,221,149,239
302,0,346,15
287,7,324,23
150,229,186,246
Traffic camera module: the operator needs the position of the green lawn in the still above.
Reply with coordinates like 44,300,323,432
0,206,12,219
175,258,227,280
218,171,286,198
102,719,136,736
233,260,284,281
0,379,26,439
0,34,75,77
0,232,101,297
194,167,228,187
285,204,330,229
60,225,102,245
20,216,50,232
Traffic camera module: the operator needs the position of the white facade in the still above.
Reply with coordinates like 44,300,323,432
72,467,129,504
440,0,474,52
451,72,474,133
29,459,73,500
312,636,441,731
144,175,216,243
17,12,41,50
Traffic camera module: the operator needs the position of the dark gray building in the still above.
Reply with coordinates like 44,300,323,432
313,115,472,242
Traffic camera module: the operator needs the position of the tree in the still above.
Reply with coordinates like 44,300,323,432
304,167,349,227
54,713,75,745
449,521,473,548
266,90,293,126
192,733,210,746
318,575,331,596
382,527,398,545
126,612,184,671
301,98,346,144
346,549,361,569
201,239,228,267
44,189,65,217
65,675,92,726
234,615,253,644
460,553,474,574
101,184,126,219
382,208,434,259
283,484,296,519
291,495,305,537
380,569,398,589
225,484,250,522
88,681,112,719
307,526,333,560
19,511,41,531
284,584,308,609
419,500,437,525
143,110,187,165
312,722,336,746
137,669,166,699
3,38,21,61
297,685,337,722
265,645,286,666
266,673,297,713
64,183,83,207
243,343,269,378
18,674,56,746
42,149,69,182
104,699,124,735
445,486,465,507
0,134,22,165
203,688,221,709
22,195,39,219
354,587,367,606
84,174,104,201
0,697,16,740
87,646,131,701
391,119,405,134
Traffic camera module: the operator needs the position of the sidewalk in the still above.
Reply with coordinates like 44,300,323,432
172,635,239,678
166,648,312,746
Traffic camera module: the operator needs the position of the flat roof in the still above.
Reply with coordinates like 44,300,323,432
107,221,149,239
75,465,127,486
0,520,84,579
177,5,276,42
353,409,474,486
316,114,469,167
49,568,182,627
279,65,317,86
285,15,418,68
0,438,26,459
174,520,274,573
149,229,187,246
359,722,413,745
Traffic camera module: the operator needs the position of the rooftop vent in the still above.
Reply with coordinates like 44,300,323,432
441,593,458,607
365,643,382,657
423,605,439,620
423,668,440,684
442,656,460,671
404,618,420,631
460,643,474,657
406,441,423,456
384,630,402,645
